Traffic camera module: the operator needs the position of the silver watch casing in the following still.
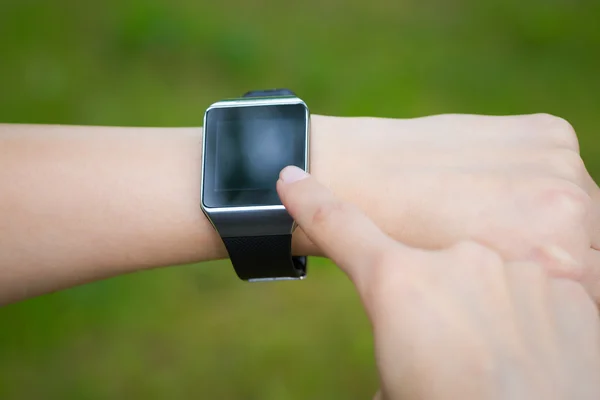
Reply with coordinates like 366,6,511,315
200,95,310,246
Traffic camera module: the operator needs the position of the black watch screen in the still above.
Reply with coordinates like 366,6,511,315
202,103,308,208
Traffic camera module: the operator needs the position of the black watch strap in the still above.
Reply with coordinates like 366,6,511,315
222,235,307,281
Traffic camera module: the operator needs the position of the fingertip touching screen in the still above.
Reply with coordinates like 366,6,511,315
202,103,307,208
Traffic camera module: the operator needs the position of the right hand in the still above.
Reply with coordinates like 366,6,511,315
309,114,600,302
278,166,600,400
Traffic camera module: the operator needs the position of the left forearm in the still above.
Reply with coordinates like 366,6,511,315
0,118,348,304
0,123,222,303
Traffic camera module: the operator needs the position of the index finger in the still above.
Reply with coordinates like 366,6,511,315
277,166,401,282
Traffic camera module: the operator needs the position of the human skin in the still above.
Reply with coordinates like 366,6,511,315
277,166,600,400
0,113,599,304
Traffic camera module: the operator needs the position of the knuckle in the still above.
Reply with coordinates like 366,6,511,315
530,113,579,150
536,181,590,222
547,149,586,184
558,149,585,172
555,150,587,183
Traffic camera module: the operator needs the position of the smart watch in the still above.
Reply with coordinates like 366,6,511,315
200,89,309,281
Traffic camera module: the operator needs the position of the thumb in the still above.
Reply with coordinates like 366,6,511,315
277,165,400,284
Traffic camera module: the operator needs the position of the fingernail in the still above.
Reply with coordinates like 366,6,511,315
280,166,309,184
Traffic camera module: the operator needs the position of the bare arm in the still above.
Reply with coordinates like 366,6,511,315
1,113,598,305
0,124,218,302
0,118,345,303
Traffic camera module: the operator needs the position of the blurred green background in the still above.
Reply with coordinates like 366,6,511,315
1,0,600,398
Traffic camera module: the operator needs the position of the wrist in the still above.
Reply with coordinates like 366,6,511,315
186,115,411,260
136,115,342,268
291,115,345,257
171,115,337,262
293,115,416,255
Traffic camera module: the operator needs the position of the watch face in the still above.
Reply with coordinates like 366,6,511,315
202,101,308,208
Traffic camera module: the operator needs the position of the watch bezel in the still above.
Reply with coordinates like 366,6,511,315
200,96,310,213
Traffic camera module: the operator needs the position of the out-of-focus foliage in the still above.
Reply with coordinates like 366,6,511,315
0,0,599,398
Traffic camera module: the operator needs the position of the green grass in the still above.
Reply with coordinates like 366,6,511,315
0,260,373,399
1,0,600,398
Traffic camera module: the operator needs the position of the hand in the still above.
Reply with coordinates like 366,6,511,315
278,166,600,400
309,114,600,302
